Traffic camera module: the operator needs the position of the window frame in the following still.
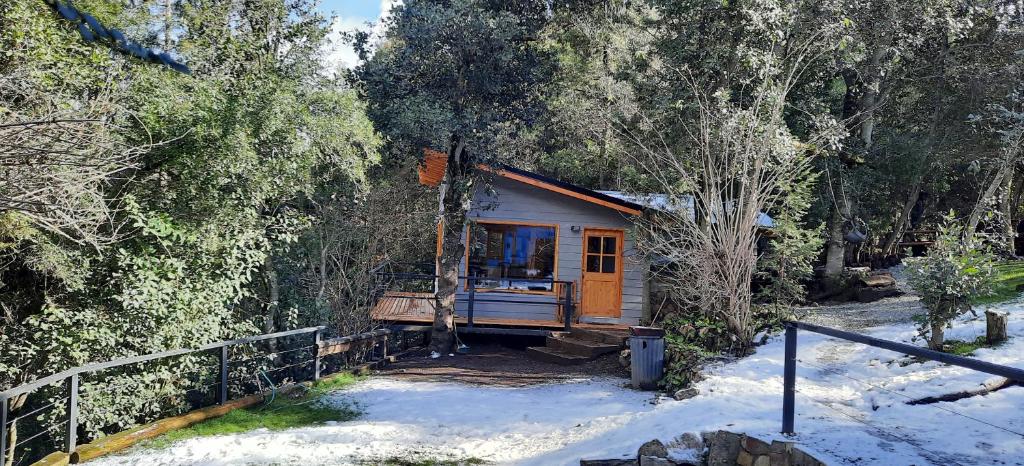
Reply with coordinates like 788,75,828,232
463,219,560,295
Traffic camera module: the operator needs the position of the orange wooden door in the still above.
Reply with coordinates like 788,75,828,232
581,228,623,318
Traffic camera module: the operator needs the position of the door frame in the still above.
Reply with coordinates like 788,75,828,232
579,227,625,319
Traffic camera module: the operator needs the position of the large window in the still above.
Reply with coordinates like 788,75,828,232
467,222,557,292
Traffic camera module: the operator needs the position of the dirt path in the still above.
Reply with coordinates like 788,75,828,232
377,344,629,387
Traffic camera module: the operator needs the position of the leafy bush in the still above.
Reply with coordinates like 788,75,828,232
905,214,996,350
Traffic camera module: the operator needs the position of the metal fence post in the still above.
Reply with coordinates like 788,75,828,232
1,396,8,461
782,323,797,434
563,282,574,332
313,328,323,381
218,345,229,404
65,374,79,453
466,277,475,329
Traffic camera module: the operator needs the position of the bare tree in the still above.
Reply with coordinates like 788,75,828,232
0,74,142,247
623,64,838,350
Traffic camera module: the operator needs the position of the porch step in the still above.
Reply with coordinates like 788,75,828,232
525,346,592,365
545,336,621,358
566,328,629,346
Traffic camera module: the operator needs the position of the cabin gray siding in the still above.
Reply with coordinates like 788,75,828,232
453,176,647,325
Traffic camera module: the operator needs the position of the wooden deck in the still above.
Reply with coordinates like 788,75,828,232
371,292,630,333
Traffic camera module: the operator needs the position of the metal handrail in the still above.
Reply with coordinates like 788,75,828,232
781,321,1024,434
376,272,577,331
0,324,387,462
0,326,327,400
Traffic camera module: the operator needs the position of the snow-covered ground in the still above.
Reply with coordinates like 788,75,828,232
91,299,1024,466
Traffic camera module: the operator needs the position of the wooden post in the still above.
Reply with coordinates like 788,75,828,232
313,328,323,381
466,277,475,329
65,374,79,454
986,310,1008,345
218,345,229,404
782,324,797,434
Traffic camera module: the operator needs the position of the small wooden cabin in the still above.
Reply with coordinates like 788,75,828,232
372,154,651,335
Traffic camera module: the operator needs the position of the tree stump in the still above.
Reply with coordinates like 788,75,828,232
986,310,1008,345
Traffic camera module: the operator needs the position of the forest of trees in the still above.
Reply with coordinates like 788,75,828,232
2,0,1023,441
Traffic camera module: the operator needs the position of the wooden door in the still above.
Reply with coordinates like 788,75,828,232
581,228,624,318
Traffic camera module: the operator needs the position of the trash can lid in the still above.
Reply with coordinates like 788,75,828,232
629,326,665,337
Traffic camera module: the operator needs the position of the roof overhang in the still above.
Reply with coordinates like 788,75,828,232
416,149,643,216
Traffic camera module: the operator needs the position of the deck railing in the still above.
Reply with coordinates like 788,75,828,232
375,272,577,332
0,327,393,465
781,321,1024,434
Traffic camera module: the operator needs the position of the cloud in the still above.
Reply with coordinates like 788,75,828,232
324,16,372,72
322,0,402,73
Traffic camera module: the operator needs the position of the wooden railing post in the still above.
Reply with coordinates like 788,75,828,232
466,277,475,329
563,282,573,332
65,374,79,453
1,396,8,461
782,323,797,434
218,345,229,404
313,328,323,381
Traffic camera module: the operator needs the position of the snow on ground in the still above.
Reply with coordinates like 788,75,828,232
92,299,1024,466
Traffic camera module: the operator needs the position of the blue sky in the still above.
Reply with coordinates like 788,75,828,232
321,0,396,70
317,0,382,19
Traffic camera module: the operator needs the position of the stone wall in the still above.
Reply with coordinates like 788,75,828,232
580,431,828,466
704,431,827,466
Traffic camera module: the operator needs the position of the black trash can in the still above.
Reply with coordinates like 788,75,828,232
629,326,665,390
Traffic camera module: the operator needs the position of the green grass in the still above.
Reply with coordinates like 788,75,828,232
941,336,991,356
974,261,1024,305
142,373,362,449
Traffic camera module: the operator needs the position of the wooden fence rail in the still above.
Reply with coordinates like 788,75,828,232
1,327,392,466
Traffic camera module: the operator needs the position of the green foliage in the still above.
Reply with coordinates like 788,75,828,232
0,0,381,455
756,161,824,306
905,213,997,348
353,0,552,160
142,374,362,449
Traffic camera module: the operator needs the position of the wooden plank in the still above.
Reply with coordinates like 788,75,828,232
70,384,304,463
377,314,629,331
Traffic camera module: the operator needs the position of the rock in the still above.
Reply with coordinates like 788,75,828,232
737,450,755,466
637,439,669,459
703,431,742,466
639,456,674,466
619,349,631,368
672,387,699,400
676,432,704,450
753,456,770,466
580,459,638,466
740,435,771,455
855,285,900,303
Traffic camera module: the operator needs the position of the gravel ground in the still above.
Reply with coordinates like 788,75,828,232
796,266,925,331
796,294,925,330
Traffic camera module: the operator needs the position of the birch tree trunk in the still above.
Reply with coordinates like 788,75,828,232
430,139,472,356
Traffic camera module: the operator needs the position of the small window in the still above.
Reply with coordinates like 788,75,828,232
468,222,557,292
601,256,616,273
584,232,620,275
603,237,617,254
586,255,601,272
